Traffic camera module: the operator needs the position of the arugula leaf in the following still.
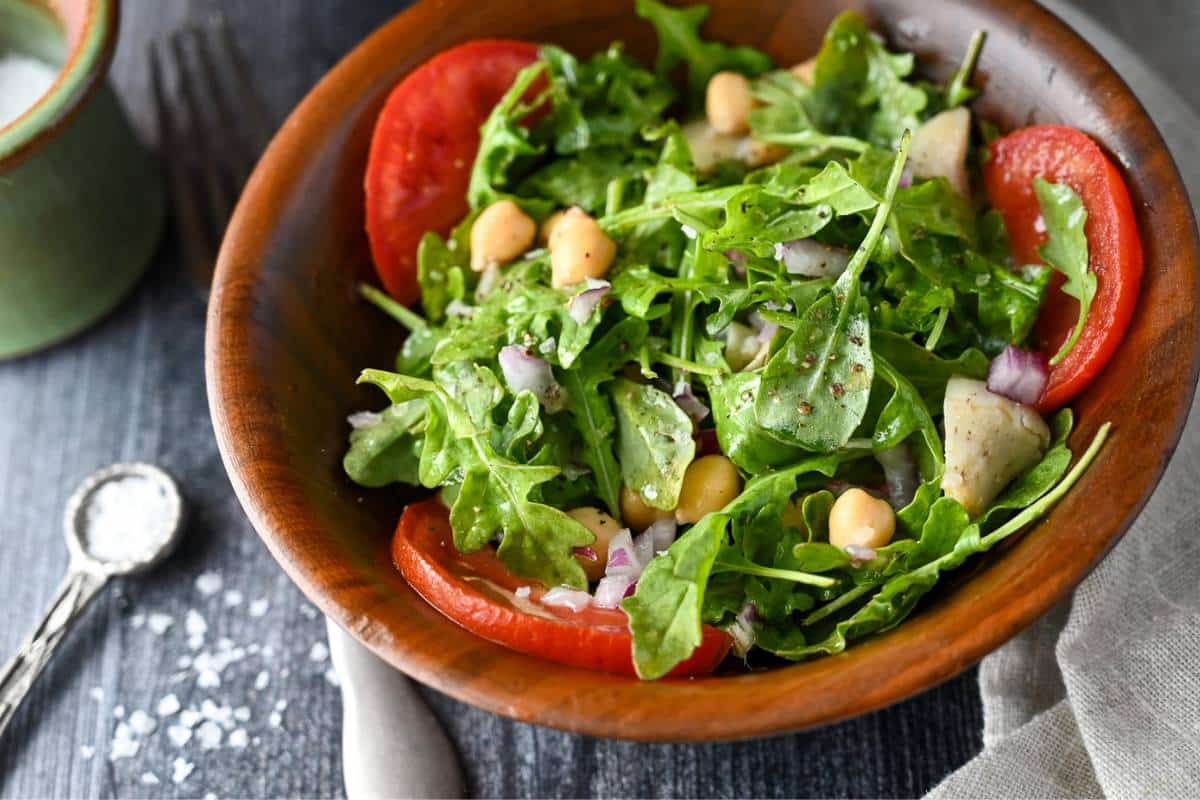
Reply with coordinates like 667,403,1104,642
415,215,472,323
468,62,552,213
706,372,805,474
358,369,594,589
755,131,911,451
634,0,773,106
944,31,986,109
1034,178,1095,365
871,330,987,410
559,319,649,517
611,377,696,511
343,401,427,487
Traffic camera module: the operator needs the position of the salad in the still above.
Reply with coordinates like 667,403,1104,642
345,1,1141,680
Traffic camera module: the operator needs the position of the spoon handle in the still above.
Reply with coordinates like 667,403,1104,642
0,567,107,739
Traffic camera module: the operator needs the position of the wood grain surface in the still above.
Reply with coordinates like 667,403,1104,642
1,0,1195,797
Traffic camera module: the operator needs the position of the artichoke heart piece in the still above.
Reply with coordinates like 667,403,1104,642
941,376,1051,517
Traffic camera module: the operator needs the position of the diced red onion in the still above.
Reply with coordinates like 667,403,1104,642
623,581,638,598
672,381,710,423
592,575,636,609
899,164,913,188
567,279,611,324
725,249,747,277
498,345,566,412
845,544,877,562
694,428,721,457
987,345,1048,406
728,601,759,658
876,442,919,510
645,518,677,554
541,586,592,612
774,239,852,278
573,546,598,562
604,529,641,579
632,529,656,569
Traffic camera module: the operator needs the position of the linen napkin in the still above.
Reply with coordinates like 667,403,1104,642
928,3,1200,796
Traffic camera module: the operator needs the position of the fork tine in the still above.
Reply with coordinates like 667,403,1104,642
215,17,275,154
191,23,262,182
169,28,235,257
150,40,216,291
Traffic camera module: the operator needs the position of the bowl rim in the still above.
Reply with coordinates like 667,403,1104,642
207,0,1200,741
0,0,117,167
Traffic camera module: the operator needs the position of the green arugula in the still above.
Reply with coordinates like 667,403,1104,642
1034,178,1095,365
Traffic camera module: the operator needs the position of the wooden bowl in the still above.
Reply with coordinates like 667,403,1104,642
207,0,1200,741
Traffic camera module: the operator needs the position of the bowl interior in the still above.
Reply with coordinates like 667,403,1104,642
207,0,1199,741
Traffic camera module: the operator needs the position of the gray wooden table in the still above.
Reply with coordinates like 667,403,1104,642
1,1,1194,797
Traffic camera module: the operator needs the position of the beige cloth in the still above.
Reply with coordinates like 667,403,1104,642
929,3,1200,797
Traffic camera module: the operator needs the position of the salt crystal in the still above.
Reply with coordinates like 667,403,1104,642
166,725,192,747
197,669,221,689
234,706,251,722
195,571,223,596
274,699,288,712
140,772,160,786
223,589,244,607
228,728,249,749
185,609,207,638
81,475,175,563
300,604,318,619
109,722,138,760
324,667,340,687
248,598,269,617
128,710,157,736
268,711,282,728
171,758,195,784
308,642,329,662
80,745,95,760
254,671,270,691
129,613,145,629
203,794,217,800
112,704,125,719
195,721,223,750
247,643,260,655
179,709,203,728
176,655,192,669
187,635,204,651
89,687,104,702
147,613,174,635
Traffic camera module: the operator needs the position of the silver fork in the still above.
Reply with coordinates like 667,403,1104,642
149,17,273,293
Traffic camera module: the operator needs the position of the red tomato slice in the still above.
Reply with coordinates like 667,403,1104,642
982,125,1143,412
392,499,732,677
365,40,540,305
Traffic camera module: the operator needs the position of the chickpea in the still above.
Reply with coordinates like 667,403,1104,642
675,455,742,524
620,484,673,531
549,207,616,288
567,506,623,581
705,71,754,135
741,137,789,168
539,209,567,246
828,488,895,551
790,57,817,86
470,200,536,272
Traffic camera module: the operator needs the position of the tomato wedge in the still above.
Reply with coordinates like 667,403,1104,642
365,40,540,305
982,125,1143,412
392,499,732,677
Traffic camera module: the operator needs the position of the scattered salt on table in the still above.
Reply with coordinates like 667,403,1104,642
171,758,194,785
156,694,181,717
195,572,223,597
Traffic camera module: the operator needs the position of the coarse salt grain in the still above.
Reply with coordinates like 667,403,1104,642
140,772,160,786
80,745,95,760
223,589,244,607
228,728,249,749
179,708,203,728
233,706,250,722
81,475,174,563
157,694,181,717
195,572,223,596
300,604,318,619
274,699,288,712
166,725,192,747
89,687,104,702
248,599,269,617
109,723,138,761
128,710,156,736
171,758,194,784
112,704,125,718
308,642,329,662
185,609,207,638
195,721,223,750
254,670,270,691
268,711,282,728
147,613,174,635
324,667,340,688
129,613,145,629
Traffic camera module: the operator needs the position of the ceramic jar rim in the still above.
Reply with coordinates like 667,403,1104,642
0,0,117,167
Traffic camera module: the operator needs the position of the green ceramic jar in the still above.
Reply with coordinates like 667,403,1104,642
0,0,164,359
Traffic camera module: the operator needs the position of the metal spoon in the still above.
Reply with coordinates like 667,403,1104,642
0,463,184,739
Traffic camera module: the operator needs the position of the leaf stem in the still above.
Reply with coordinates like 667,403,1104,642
714,558,837,588
802,582,873,625
359,284,428,332
654,351,723,376
946,30,986,108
